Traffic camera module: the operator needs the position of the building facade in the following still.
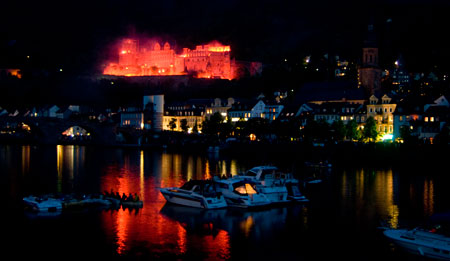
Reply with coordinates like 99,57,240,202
366,95,396,139
104,39,234,79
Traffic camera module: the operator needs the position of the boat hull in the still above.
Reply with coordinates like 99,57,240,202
160,189,227,209
23,197,63,212
384,229,450,260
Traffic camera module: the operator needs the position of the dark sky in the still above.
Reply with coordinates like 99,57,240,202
2,0,450,73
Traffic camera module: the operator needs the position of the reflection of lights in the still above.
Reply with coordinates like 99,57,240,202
240,216,254,238
140,150,145,199
423,179,434,217
21,145,30,175
204,160,211,179
57,145,63,192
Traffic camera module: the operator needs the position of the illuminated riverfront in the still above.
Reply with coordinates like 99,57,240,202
1,0,449,260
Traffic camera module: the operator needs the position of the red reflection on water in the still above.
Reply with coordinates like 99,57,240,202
99,153,230,258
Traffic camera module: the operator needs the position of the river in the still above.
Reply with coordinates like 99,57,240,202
1,145,449,260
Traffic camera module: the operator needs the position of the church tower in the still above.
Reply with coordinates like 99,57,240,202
358,24,382,95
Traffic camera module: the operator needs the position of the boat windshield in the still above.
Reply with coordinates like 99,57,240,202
244,170,258,177
180,181,196,191
234,183,257,195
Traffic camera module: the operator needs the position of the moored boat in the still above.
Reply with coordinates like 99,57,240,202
121,200,144,208
160,180,227,209
235,166,308,203
23,196,63,212
383,227,450,260
214,178,271,208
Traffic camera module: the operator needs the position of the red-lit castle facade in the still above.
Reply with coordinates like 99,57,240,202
104,39,236,79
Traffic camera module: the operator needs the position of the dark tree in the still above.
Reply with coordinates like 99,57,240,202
180,119,188,133
363,116,378,142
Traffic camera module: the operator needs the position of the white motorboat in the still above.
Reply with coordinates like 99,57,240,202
214,178,271,208
23,196,63,212
235,166,308,203
160,180,227,209
383,227,450,260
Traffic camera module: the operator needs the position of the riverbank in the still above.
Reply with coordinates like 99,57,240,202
2,134,448,169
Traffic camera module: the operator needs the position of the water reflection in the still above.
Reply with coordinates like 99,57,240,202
21,145,30,176
56,145,85,192
3,145,445,260
340,169,400,228
98,151,243,258
423,178,434,217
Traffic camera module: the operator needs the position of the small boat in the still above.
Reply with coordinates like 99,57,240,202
62,197,113,209
383,226,450,260
160,180,227,209
214,178,271,208
121,200,144,208
23,196,63,212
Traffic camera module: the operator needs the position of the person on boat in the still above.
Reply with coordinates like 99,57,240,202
128,193,133,202
115,192,121,199
133,193,140,202
121,193,128,201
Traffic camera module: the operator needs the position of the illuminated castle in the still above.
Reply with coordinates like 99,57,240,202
104,39,235,79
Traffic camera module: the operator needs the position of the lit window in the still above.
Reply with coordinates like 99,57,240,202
399,116,403,122
430,117,434,122
424,117,428,122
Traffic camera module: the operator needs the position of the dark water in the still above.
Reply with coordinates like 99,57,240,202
1,145,449,260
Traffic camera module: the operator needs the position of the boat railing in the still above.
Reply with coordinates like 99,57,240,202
410,229,450,246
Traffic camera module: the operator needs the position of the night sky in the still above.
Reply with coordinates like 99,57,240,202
2,0,450,73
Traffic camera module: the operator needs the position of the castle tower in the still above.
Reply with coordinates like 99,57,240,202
358,24,382,95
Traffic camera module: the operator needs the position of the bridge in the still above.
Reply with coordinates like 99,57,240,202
0,117,118,145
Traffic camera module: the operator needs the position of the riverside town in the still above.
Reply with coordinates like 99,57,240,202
2,1,450,260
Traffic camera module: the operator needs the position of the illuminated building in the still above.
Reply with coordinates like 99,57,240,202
143,95,164,131
309,102,363,125
0,69,22,79
163,101,206,132
366,94,396,140
205,98,235,120
263,103,284,122
389,56,410,93
120,107,144,129
394,95,449,143
227,100,265,122
104,38,235,80
334,56,350,78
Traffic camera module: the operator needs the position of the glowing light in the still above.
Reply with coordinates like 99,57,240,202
381,134,393,141
104,38,234,80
